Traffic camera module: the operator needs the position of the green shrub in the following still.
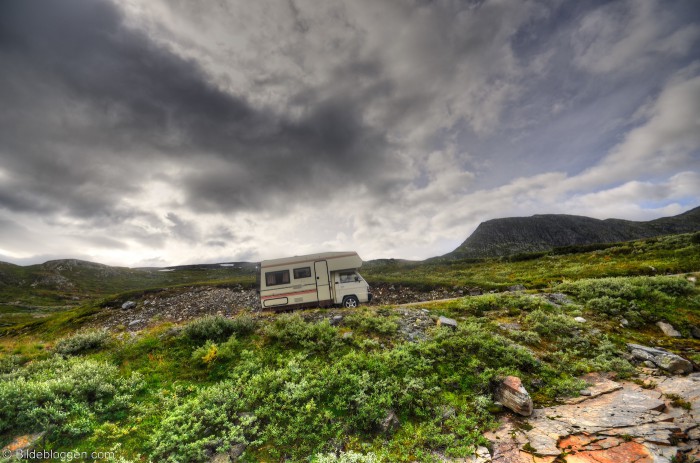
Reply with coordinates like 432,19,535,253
586,296,632,316
344,310,399,335
0,355,143,438
262,314,339,351
53,329,109,356
691,231,700,245
507,330,541,346
312,451,379,462
191,336,240,367
183,315,256,344
524,310,577,339
454,293,549,316
557,276,693,301
149,381,255,463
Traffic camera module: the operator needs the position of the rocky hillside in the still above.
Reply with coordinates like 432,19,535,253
445,206,700,259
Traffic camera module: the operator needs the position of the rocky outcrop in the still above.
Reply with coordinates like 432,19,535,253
494,376,533,416
627,344,693,374
486,372,700,463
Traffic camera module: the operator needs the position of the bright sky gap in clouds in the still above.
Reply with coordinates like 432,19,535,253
0,0,699,267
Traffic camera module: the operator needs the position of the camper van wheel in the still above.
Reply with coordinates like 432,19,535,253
342,296,359,309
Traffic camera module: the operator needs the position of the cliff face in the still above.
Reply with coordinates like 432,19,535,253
446,206,700,258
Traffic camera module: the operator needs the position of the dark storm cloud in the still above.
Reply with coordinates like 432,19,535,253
0,0,394,220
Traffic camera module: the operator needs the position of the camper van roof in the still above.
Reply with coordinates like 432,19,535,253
260,251,360,268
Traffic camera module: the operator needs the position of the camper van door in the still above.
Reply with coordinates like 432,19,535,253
314,260,331,303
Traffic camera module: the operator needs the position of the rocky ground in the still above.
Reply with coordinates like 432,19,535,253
85,283,480,332
87,285,258,331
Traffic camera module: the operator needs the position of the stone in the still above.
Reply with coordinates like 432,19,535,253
342,331,353,340
128,319,142,326
121,300,136,310
628,344,692,374
690,325,700,339
657,321,682,337
494,376,533,416
466,446,491,463
499,323,522,331
380,410,400,434
329,315,343,326
620,318,629,327
228,443,246,460
508,284,526,292
1,432,45,453
574,316,587,323
437,316,458,329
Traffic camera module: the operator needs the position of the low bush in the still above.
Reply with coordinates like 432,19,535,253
182,315,256,344
0,356,143,438
53,329,109,356
313,452,379,463
524,310,577,339
262,314,340,351
344,309,399,335
191,336,240,367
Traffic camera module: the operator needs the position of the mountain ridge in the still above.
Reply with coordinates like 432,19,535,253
444,205,700,259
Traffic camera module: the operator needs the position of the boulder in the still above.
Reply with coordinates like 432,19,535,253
121,301,137,310
494,376,533,416
574,316,587,323
657,321,682,337
437,316,458,329
628,344,692,375
690,325,700,340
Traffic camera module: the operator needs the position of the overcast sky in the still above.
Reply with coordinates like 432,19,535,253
1,0,699,267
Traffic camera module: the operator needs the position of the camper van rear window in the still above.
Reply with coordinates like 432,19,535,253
265,270,290,286
293,267,311,279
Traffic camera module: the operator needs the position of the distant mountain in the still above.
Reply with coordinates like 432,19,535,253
444,206,700,259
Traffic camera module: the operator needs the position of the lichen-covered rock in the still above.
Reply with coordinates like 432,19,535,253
656,321,682,337
494,376,533,416
437,316,458,329
628,344,692,375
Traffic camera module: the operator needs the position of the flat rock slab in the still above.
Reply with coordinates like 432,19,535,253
567,373,623,404
487,375,698,462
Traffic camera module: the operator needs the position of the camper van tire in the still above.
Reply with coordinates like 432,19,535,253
342,296,359,309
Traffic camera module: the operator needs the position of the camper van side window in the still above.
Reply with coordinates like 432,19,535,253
293,267,311,279
265,270,290,286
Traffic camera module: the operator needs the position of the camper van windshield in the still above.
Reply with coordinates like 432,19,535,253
339,272,359,283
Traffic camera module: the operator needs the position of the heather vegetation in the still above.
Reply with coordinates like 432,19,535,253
0,233,698,461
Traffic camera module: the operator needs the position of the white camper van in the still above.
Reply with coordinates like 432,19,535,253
258,252,372,310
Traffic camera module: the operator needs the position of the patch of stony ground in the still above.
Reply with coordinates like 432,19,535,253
85,283,482,332
86,285,258,331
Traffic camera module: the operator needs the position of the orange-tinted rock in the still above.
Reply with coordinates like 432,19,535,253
495,376,533,416
1,432,45,452
561,440,653,463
